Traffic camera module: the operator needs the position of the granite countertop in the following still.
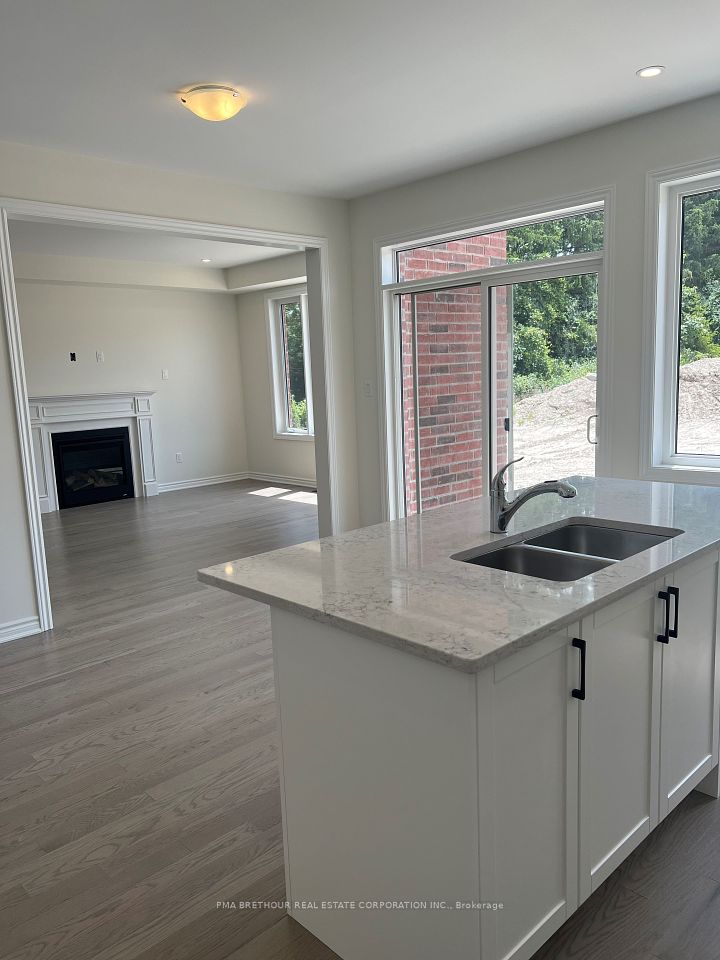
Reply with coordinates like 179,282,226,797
198,477,720,672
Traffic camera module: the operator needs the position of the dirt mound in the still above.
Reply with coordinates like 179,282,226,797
512,358,720,488
675,358,720,453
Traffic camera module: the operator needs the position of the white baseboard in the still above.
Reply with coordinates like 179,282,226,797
0,616,42,644
248,472,316,490
158,471,316,494
157,472,249,494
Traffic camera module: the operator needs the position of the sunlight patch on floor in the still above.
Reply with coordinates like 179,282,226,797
248,486,292,497
280,490,318,505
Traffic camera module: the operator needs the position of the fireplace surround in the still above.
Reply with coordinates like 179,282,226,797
29,392,158,513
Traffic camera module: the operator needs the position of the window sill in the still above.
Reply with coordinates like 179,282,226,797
643,463,720,486
274,431,315,442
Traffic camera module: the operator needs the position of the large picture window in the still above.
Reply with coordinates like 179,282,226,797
267,290,314,438
645,167,720,479
675,187,720,455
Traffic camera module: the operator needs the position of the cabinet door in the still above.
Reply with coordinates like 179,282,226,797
659,550,720,818
578,581,662,902
486,627,579,960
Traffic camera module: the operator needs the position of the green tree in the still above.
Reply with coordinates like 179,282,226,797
505,212,601,395
514,325,551,377
680,192,720,347
506,210,604,263
682,192,720,303
282,301,306,404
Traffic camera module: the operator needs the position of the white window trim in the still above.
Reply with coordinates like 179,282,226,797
641,160,720,484
266,286,315,440
374,191,614,521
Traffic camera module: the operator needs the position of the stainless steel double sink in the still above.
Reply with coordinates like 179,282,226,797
452,519,683,582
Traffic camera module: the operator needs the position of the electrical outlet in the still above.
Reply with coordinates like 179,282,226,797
175,452,183,463
162,369,169,380
96,350,104,363
362,378,375,399
69,352,77,362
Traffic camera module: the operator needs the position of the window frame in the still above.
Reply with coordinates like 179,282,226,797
377,194,612,520
266,287,314,440
642,163,720,482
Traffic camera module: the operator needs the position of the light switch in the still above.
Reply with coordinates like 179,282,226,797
362,378,375,399
96,350,104,363
175,452,183,463
162,369,169,380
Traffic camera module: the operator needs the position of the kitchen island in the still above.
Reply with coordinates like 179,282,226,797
199,477,720,960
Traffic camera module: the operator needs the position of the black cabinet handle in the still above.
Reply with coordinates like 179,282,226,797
657,590,671,643
572,637,586,700
668,586,680,638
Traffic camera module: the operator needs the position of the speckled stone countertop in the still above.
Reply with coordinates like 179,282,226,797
198,478,720,672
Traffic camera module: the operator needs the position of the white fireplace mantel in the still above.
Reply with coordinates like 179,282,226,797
28,392,158,513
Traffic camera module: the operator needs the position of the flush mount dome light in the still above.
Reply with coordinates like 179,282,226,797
636,65,665,78
178,84,247,121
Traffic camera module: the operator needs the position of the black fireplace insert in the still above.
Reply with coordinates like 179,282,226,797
51,427,135,509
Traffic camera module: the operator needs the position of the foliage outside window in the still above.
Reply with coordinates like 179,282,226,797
280,300,309,430
507,215,601,400
268,292,313,438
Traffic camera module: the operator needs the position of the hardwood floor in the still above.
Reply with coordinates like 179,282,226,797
0,481,337,959
2,480,720,959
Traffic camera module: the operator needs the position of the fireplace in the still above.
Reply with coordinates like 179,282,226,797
51,427,135,509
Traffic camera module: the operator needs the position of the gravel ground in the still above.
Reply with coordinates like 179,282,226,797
511,358,720,489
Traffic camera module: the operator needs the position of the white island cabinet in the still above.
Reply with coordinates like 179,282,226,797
270,552,719,960
199,479,720,960
659,551,720,818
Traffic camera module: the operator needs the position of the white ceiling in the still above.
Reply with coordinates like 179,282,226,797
1,1,719,198
8,220,293,268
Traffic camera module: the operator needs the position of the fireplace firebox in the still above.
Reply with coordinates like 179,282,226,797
51,427,135,509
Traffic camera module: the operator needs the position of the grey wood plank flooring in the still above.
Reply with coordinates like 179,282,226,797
1,480,719,959
0,481,335,960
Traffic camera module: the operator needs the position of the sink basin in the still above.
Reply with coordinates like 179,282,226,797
525,522,679,561
453,518,684,582
462,544,613,582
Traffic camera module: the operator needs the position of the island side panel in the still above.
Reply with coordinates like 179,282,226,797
270,608,482,960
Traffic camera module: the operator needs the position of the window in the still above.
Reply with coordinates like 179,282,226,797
381,202,607,518
645,167,720,478
396,209,603,283
267,290,314,438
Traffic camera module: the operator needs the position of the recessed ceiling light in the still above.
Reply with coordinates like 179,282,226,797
201,258,212,263
178,84,247,122
636,65,665,79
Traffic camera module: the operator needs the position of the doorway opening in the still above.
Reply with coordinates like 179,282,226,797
0,202,338,634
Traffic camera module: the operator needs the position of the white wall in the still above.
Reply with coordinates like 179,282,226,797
226,252,307,292
0,139,357,633
349,93,720,525
237,287,316,485
16,280,247,487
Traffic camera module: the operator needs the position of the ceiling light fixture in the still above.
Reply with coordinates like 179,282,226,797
178,84,247,121
201,258,212,263
636,65,665,78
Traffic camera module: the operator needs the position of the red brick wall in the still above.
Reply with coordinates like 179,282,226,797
397,233,509,514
